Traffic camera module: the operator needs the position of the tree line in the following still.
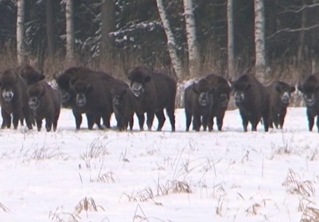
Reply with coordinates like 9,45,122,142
0,0,318,82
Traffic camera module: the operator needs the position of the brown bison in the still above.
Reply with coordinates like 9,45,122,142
54,67,115,129
18,64,45,86
231,74,270,132
204,73,231,131
184,79,215,131
0,68,34,129
27,81,61,132
111,82,135,131
266,81,295,129
298,73,319,131
127,66,177,131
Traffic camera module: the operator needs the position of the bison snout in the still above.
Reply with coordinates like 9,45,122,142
234,91,244,104
281,92,290,105
28,97,40,110
303,94,316,106
76,93,87,107
2,89,14,102
220,94,229,107
130,82,144,97
61,91,71,103
198,92,210,106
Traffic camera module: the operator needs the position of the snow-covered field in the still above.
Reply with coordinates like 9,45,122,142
0,107,319,222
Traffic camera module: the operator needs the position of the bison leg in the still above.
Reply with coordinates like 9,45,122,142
193,114,201,132
129,114,134,130
86,114,95,130
185,110,192,131
216,112,225,131
36,118,42,131
307,110,314,131
240,114,249,132
136,113,145,130
155,110,166,131
12,113,20,130
279,109,287,129
1,108,11,129
45,117,53,132
316,115,319,132
53,113,59,132
166,107,176,132
102,113,111,129
202,115,209,131
146,112,155,131
72,109,82,130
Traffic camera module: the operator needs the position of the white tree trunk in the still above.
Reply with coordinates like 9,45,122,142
227,0,235,80
66,0,75,63
156,0,183,80
183,0,200,77
16,0,25,65
254,0,266,83
100,0,115,59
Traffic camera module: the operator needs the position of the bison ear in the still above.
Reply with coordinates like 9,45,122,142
145,75,151,83
290,86,296,93
275,85,282,93
297,85,304,93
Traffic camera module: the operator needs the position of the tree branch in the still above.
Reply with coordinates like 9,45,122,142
267,24,319,39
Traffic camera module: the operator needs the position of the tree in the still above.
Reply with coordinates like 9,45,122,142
100,0,115,59
183,0,200,77
254,0,266,83
65,0,74,63
46,0,54,56
227,0,235,79
156,0,183,79
16,0,25,65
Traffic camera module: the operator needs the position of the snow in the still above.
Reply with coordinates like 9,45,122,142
0,107,319,222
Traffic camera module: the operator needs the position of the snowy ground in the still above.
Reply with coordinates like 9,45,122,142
0,107,319,222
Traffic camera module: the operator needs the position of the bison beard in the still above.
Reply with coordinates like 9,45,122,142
298,73,319,132
127,66,176,131
0,68,34,130
184,78,215,131
267,81,295,129
27,81,61,132
231,74,270,132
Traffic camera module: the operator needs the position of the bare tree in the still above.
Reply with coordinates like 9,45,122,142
46,0,54,57
16,0,25,65
183,0,200,77
100,0,115,60
254,0,266,83
65,0,75,63
156,0,183,80
227,0,235,79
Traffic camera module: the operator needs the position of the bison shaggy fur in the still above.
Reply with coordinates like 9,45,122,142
28,81,61,132
18,64,45,86
184,78,215,131
204,73,231,131
266,81,295,129
0,68,33,129
231,74,270,132
298,73,319,131
127,66,177,131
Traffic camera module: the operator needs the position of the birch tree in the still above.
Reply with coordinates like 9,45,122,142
16,0,25,65
254,0,266,83
65,0,75,63
227,0,235,79
100,0,115,59
183,0,200,77
156,0,183,80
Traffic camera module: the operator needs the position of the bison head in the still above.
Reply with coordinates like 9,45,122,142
215,85,231,108
192,79,215,107
18,64,45,86
111,88,128,107
231,81,251,105
70,80,93,107
0,69,19,102
298,75,319,107
127,66,151,98
275,81,295,106
28,83,45,110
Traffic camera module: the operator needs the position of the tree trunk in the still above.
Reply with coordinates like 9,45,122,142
254,0,266,83
156,0,183,80
16,0,25,65
46,0,54,57
183,0,200,77
66,0,75,64
100,0,115,60
227,0,235,80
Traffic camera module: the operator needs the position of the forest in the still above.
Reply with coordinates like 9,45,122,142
0,0,318,82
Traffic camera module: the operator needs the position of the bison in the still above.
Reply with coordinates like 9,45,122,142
204,73,231,131
0,68,34,129
54,67,115,129
111,82,135,131
266,81,295,129
184,79,215,131
231,74,270,132
298,73,319,131
18,64,45,86
27,81,61,132
127,66,176,131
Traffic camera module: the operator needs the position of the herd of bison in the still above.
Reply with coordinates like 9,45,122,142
0,64,319,133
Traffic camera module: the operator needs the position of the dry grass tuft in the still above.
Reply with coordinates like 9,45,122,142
0,202,10,212
49,206,80,222
22,147,69,163
80,138,109,160
122,187,156,203
157,180,192,195
74,197,105,215
300,206,319,222
282,169,315,197
94,171,119,183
